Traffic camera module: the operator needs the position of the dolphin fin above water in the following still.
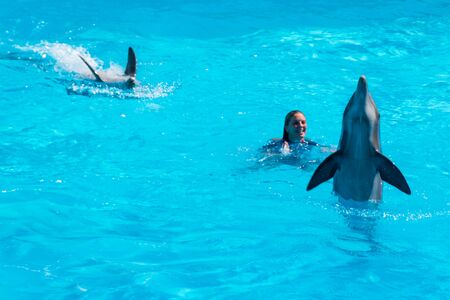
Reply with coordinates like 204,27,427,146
124,47,136,77
307,148,411,195
306,150,342,191
79,55,103,82
374,151,411,195
78,47,137,87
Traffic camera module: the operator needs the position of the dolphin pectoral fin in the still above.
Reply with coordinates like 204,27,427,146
125,47,136,76
306,150,342,191
79,55,103,82
375,152,411,195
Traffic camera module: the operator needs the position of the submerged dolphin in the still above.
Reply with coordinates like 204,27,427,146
306,76,411,201
79,47,137,88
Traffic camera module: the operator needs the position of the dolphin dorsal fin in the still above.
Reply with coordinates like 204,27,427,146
307,150,342,191
79,55,103,82
375,151,411,195
124,47,136,76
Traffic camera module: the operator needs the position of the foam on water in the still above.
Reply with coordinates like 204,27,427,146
15,42,100,77
66,82,175,101
15,42,177,99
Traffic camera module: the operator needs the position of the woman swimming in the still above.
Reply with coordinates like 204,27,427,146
257,110,332,169
263,110,320,155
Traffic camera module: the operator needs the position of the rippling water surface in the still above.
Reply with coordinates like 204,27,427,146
0,0,449,298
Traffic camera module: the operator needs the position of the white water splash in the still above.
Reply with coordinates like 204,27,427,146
66,81,176,100
15,41,102,78
15,41,177,99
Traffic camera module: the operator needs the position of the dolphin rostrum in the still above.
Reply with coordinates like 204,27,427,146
307,76,411,201
79,47,137,88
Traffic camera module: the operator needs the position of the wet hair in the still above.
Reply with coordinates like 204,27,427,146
282,110,305,142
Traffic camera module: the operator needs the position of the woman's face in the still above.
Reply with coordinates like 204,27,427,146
285,113,307,142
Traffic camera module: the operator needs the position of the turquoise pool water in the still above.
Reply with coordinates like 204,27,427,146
0,0,449,298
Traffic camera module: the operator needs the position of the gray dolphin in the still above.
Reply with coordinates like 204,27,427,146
79,47,137,88
306,76,411,201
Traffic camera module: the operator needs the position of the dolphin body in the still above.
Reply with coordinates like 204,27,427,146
79,47,137,88
307,76,411,201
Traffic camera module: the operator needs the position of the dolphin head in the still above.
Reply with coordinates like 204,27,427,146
355,75,368,101
344,76,373,118
339,75,380,153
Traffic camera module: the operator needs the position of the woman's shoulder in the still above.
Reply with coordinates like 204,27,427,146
267,138,284,146
263,138,319,149
268,138,283,144
304,139,320,146
262,138,283,151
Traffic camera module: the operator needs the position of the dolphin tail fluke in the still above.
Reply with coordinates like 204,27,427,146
79,55,103,82
125,47,136,76
375,152,411,195
307,150,342,191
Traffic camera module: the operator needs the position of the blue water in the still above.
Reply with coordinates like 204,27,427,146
1,0,449,298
